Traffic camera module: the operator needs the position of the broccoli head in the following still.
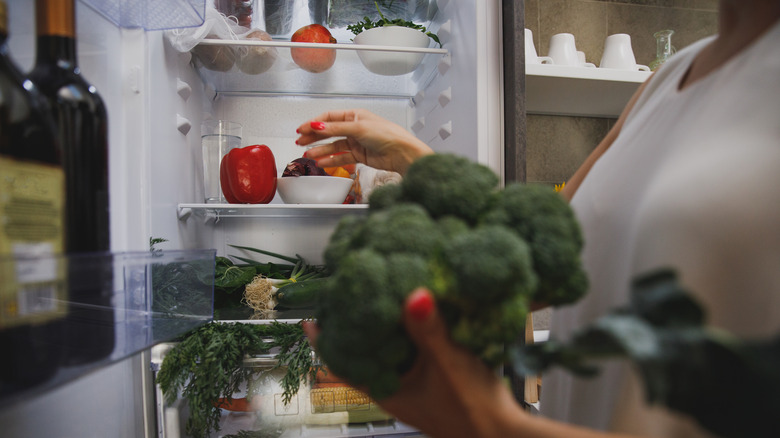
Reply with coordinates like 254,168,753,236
315,154,589,400
400,153,499,224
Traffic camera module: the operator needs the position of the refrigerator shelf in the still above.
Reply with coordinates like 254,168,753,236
526,63,652,118
192,40,449,98
0,249,215,405
178,203,369,220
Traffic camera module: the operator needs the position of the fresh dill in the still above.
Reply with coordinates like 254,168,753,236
156,321,320,438
347,1,441,46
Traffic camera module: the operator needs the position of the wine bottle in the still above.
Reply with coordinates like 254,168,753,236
0,0,66,391
29,0,114,365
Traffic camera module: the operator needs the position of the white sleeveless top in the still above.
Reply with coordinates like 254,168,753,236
542,21,780,437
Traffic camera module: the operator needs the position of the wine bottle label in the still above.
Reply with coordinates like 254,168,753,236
0,156,67,328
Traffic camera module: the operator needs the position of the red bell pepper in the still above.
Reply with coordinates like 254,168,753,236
220,144,277,204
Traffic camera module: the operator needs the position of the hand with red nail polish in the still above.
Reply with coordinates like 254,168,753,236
293,109,434,175
407,288,435,321
348,287,532,438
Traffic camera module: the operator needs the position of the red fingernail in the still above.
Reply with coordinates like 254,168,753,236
302,150,309,157
296,128,300,134
311,121,326,130
407,288,434,321
295,139,300,145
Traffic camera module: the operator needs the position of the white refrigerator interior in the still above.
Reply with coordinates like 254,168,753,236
0,0,505,436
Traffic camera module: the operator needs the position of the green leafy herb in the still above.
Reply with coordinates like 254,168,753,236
149,236,168,252
511,268,780,438
156,321,320,438
347,1,441,46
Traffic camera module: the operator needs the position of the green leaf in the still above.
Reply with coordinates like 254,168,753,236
215,265,256,292
229,244,299,264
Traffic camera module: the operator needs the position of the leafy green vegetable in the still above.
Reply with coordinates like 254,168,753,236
214,256,257,293
211,246,328,319
156,321,320,438
347,1,441,46
512,268,780,438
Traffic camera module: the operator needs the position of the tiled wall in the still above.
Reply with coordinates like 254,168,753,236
524,0,718,329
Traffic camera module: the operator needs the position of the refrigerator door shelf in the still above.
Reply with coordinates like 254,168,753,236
0,249,215,405
190,40,448,98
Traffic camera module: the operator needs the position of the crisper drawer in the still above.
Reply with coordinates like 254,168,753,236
151,344,424,438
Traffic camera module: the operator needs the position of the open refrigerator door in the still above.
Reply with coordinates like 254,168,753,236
0,0,507,436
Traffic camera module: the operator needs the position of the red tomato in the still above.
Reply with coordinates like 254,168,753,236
220,145,277,204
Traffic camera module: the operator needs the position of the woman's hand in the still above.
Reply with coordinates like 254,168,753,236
303,288,528,438
295,109,434,175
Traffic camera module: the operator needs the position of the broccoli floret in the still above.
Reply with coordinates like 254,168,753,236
385,252,434,302
401,154,499,224
482,183,588,305
361,203,444,258
368,182,403,212
436,215,470,239
315,249,419,399
436,224,537,304
450,293,529,366
322,214,367,271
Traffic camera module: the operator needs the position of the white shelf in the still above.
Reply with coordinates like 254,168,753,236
526,64,652,118
178,203,369,220
193,40,448,98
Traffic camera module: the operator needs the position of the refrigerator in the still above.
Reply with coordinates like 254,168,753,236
0,0,525,436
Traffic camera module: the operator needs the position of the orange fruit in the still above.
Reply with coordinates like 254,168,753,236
325,166,351,178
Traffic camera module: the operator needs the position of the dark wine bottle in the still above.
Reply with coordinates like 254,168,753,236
0,0,66,392
28,0,114,365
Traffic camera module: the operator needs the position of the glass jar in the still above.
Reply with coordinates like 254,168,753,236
650,29,675,71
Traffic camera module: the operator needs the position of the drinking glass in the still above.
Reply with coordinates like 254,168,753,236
201,120,242,203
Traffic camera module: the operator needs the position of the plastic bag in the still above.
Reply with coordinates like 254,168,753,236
355,164,402,204
237,29,277,75
165,7,277,74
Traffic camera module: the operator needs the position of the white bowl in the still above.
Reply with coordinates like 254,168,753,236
277,176,353,204
353,26,431,76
